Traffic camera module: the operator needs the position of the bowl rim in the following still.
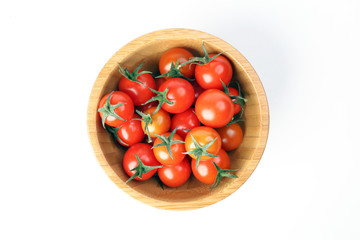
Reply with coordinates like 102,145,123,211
87,28,269,210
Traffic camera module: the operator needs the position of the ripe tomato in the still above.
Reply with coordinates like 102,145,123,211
216,123,243,151
98,91,134,128
159,48,195,79
118,70,156,106
158,158,191,187
191,148,230,184
140,106,171,140
192,81,205,104
170,108,200,139
114,114,144,147
195,54,233,89
152,129,185,165
184,126,221,166
156,77,167,89
157,77,195,114
137,101,158,113
195,89,234,128
123,143,162,181
228,87,242,115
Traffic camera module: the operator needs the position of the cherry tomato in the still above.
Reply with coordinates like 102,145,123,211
159,48,195,79
141,106,171,138
228,87,242,115
170,108,200,139
115,114,144,147
195,89,234,128
153,131,186,165
192,81,205,104
191,149,230,184
158,77,195,114
158,158,191,187
123,143,161,181
156,77,167,89
195,54,233,89
98,91,134,127
184,126,221,161
216,123,243,151
137,101,158,113
118,70,156,106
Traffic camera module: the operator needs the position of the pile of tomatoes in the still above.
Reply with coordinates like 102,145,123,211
98,44,247,189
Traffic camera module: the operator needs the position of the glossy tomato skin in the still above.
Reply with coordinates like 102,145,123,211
137,101,158,113
123,143,161,181
118,72,156,106
185,126,221,161
195,54,233,89
228,87,241,115
195,89,234,128
158,78,195,114
159,48,195,79
216,123,243,151
142,107,171,138
158,158,191,187
98,91,134,127
153,132,185,165
191,149,230,184
116,114,144,147
170,108,200,139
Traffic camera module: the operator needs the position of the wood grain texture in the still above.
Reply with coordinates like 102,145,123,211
87,28,269,210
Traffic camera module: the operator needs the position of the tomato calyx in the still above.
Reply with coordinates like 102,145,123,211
183,134,218,168
226,113,244,126
106,126,126,145
126,154,163,183
118,62,152,85
221,80,247,125
211,161,240,190
182,42,224,66
222,80,247,114
152,128,185,159
134,110,153,143
97,91,127,128
142,87,173,116
156,59,194,81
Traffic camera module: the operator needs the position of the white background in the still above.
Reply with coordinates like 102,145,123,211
1,0,359,239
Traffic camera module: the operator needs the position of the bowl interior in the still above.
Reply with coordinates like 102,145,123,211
88,29,268,209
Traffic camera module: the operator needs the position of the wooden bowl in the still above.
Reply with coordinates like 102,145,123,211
87,28,269,210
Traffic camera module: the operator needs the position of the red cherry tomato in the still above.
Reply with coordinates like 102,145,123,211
156,77,167,89
159,48,195,79
123,143,161,181
195,89,234,128
118,71,156,106
170,108,200,139
228,87,242,115
115,114,144,147
137,101,158,113
184,126,221,161
191,149,230,184
216,123,244,151
192,81,205,104
158,158,191,187
158,77,195,114
98,91,134,127
153,132,185,165
195,54,233,89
